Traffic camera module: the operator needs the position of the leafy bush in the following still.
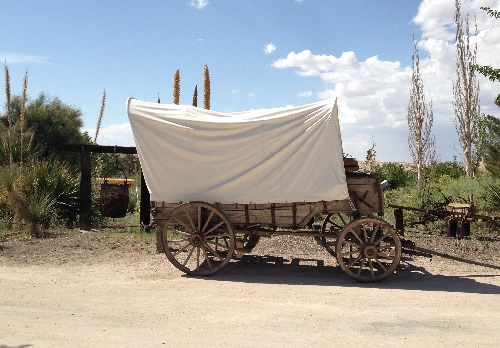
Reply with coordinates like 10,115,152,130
429,159,466,180
372,163,415,189
0,160,80,234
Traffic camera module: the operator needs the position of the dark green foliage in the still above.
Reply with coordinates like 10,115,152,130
372,163,415,189
19,160,80,226
1,93,85,168
430,159,466,180
484,115,500,176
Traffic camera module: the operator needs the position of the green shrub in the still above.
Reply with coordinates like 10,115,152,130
372,163,415,189
429,159,466,180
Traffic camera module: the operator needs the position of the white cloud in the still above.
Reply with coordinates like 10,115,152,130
271,0,500,162
189,0,209,10
231,89,240,94
264,43,276,55
298,91,313,97
0,53,49,65
85,123,135,147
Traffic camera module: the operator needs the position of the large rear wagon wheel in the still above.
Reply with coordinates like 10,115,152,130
161,202,236,276
335,217,402,282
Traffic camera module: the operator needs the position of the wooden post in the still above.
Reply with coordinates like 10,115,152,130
140,170,150,226
394,208,404,236
80,145,92,231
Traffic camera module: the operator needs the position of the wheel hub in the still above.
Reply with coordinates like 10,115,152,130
190,232,205,247
361,243,378,259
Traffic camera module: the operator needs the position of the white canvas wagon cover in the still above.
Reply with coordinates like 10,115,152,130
127,98,348,203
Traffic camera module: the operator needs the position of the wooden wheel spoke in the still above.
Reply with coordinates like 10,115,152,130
204,220,225,235
173,218,192,233
204,242,224,260
374,232,391,245
181,246,196,266
369,260,375,278
370,224,380,243
201,211,215,233
206,239,230,252
374,258,388,272
171,241,192,256
184,209,196,231
347,255,363,268
348,230,363,244
362,224,369,242
356,258,366,275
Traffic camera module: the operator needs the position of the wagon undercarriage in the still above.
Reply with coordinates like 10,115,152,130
152,173,404,283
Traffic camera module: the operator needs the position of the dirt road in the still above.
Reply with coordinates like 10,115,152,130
0,232,499,347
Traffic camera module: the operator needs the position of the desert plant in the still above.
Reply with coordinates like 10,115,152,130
4,64,12,165
94,89,106,144
192,85,198,107
173,70,180,105
203,65,210,110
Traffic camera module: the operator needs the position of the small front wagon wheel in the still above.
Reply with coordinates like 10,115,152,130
335,217,402,282
161,202,236,276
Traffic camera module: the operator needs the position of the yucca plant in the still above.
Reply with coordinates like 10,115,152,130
203,65,210,110
173,70,180,105
21,159,79,226
94,89,106,144
192,85,198,107
4,64,12,165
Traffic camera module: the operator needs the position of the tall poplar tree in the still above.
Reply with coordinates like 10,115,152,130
453,0,481,177
407,36,435,188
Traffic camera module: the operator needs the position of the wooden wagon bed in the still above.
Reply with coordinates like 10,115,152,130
152,173,383,227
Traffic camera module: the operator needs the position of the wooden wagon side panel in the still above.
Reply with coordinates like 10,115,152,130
151,200,354,252
346,174,384,215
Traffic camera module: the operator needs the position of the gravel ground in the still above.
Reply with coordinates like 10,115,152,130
1,227,499,348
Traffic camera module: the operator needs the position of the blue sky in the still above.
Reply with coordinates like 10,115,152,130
1,0,499,162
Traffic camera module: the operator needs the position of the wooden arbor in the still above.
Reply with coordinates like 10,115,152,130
64,144,150,230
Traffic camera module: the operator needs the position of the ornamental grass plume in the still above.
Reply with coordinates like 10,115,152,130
4,64,12,165
94,89,106,144
173,70,180,105
203,65,210,110
19,69,28,173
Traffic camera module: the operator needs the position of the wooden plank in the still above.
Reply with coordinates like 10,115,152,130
151,200,356,228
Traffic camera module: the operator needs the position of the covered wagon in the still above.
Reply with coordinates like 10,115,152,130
128,98,401,282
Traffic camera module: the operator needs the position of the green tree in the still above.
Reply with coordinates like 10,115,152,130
1,92,85,166
484,113,500,176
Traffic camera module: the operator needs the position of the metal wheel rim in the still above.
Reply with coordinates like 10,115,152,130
161,202,235,276
335,217,402,282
